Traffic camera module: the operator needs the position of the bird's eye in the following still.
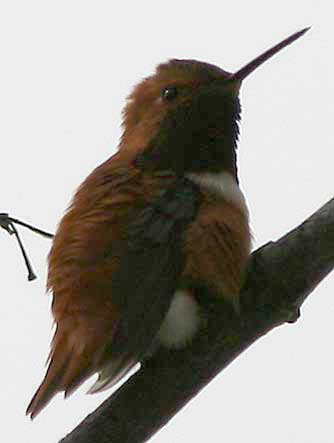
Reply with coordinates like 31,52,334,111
161,86,178,101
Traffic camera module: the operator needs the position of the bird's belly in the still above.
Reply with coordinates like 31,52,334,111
157,290,201,349
182,197,251,304
184,171,251,300
157,198,250,350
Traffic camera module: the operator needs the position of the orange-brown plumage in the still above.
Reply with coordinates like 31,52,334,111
184,194,250,301
27,58,252,419
26,27,309,419
27,159,179,417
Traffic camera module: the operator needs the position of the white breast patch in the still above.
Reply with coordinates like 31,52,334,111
187,171,249,218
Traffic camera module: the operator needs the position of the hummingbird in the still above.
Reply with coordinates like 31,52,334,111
26,28,309,418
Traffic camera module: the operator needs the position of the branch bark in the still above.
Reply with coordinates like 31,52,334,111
60,198,334,443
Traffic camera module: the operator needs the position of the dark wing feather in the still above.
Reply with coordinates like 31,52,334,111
89,178,201,392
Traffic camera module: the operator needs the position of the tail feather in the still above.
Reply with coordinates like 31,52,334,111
26,350,70,419
26,331,97,419
87,356,137,394
63,356,96,399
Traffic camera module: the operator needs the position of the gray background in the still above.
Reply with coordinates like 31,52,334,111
1,1,333,442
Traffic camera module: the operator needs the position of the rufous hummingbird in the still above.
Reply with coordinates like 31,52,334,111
26,28,309,418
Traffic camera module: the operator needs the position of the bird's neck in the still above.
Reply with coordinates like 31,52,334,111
186,171,249,218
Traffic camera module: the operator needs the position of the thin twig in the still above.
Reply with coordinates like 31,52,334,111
0,213,53,281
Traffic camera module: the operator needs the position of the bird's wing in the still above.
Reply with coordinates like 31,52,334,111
88,177,201,393
26,175,200,417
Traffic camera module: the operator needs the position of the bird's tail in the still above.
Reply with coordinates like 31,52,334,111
26,328,97,419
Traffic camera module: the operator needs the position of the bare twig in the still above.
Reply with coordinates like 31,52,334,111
0,213,53,281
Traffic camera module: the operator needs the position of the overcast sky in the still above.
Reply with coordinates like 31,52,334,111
1,1,333,442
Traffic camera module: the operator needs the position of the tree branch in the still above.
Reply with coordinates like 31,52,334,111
60,198,334,443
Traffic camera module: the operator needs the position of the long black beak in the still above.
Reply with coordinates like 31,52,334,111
230,27,310,83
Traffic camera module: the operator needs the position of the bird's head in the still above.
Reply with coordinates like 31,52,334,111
119,28,309,178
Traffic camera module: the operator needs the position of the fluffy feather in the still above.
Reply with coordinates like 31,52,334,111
27,59,251,418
